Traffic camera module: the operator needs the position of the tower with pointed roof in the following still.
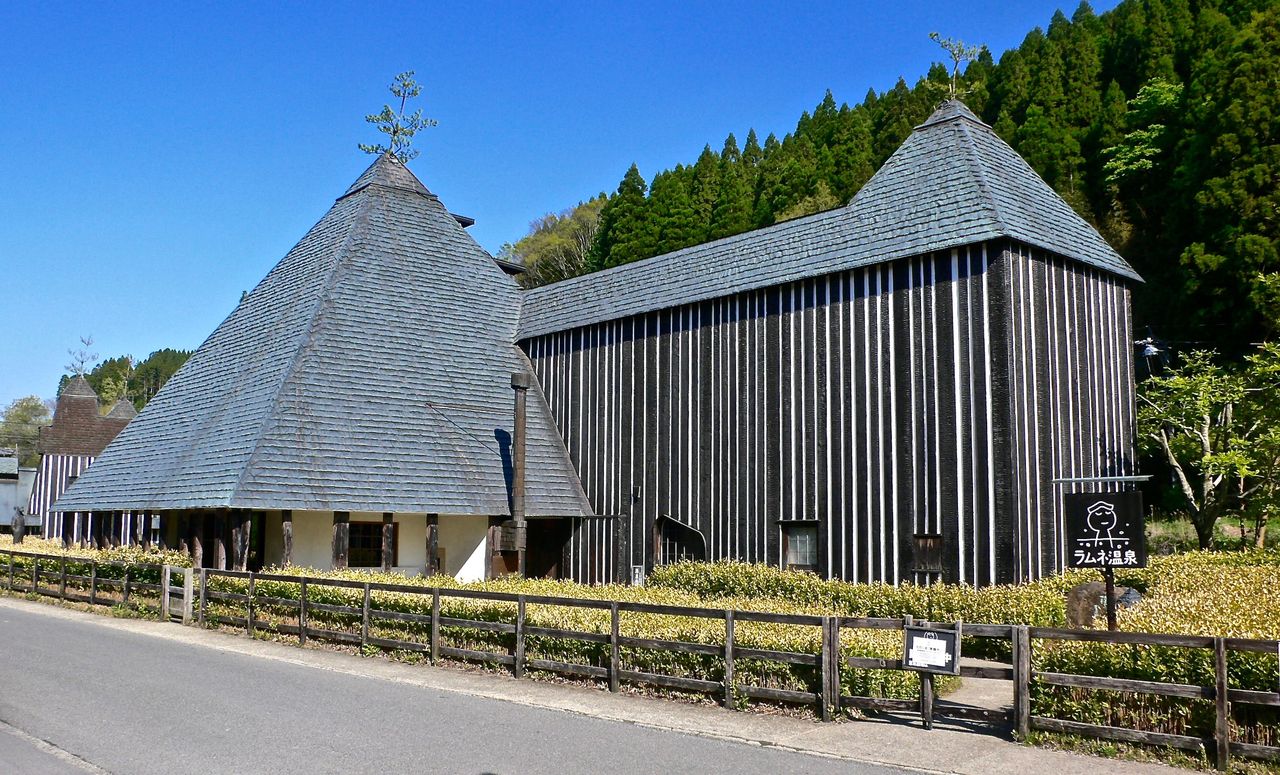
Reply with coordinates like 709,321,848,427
27,376,139,539
58,102,1138,585
57,153,591,578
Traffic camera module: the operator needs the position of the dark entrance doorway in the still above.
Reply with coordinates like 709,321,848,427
525,518,571,579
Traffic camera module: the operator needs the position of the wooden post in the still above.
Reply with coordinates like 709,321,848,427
247,574,257,637
510,372,530,577
122,566,130,604
609,601,621,693
382,513,394,572
361,583,372,647
59,557,67,599
298,577,308,645
88,562,97,605
332,512,349,569
1103,568,1118,632
723,610,736,709
819,617,834,721
32,556,39,593
190,512,204,570
213,511,227,570
1013,625,1031,739
198,568,208,626
514,595,526,679
6,551,13,590
230,512,242,570
160,566,171,620
233,511,252,571
1214,637,1230,771
425,515,439,576
181,568,194,625
430,587,441,664
281,510,293,567
828,616,842,718
920,672,935,730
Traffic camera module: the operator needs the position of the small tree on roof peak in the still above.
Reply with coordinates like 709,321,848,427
359,70,437,163
929,32,984,100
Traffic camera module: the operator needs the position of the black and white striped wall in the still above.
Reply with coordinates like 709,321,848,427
523,239,1135,586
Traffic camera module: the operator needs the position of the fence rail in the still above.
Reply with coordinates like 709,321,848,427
3,548,1278,770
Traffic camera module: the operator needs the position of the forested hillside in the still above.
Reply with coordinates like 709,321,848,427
505,0,1280,351
56,348,191,411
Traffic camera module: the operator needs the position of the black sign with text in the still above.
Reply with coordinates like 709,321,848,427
1064,491,1146,569
902,624,961,675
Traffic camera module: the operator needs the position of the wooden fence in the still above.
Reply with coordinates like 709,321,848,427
3,548,1277,769
2,549,193,624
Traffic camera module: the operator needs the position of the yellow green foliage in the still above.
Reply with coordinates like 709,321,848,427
1,535,190,584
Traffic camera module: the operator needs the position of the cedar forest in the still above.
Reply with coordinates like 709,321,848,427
502,0,1280,356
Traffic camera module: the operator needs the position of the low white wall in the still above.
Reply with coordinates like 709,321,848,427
438,515,489,582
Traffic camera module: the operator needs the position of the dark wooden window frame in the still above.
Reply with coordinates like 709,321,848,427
349,520,398,568
778,519,820,574
912,532,944,575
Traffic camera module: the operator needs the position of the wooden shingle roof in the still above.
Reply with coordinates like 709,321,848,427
517,99,1140,339
55,155,592,517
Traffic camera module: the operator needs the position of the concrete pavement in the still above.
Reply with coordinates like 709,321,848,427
0,597,1181,774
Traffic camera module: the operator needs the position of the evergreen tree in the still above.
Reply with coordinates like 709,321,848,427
689,145,721,238
710,134,754,240
587,164,657,270
650,168,702,254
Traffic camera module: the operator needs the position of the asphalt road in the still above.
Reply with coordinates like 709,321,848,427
0,604,917,775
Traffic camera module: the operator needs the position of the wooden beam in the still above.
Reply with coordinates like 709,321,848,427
381,513,394,572
233,511,252,571
213,511,227,570
424,514,439,576
281,510,293,566
189,511,204,569
332,512,349,569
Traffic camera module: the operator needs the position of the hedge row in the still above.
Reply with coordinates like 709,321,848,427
205,566,935,703
0,535,191,585
647,553,1280,746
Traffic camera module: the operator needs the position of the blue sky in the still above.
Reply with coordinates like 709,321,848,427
0,0,1116,408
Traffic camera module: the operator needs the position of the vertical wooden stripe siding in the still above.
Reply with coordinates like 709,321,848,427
524,241,1134,585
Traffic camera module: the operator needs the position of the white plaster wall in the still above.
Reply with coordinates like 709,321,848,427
439,515,489,582
292,510,333,569
283,510,430,575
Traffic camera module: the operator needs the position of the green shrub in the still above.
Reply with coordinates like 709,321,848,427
647,560,1079,626
204,565,932,704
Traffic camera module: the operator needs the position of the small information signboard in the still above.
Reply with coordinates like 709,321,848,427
902,623,961,676
1064,492,1147,569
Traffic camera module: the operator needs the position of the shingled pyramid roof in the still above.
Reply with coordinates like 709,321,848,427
56,154,592,517
518,99,1140,338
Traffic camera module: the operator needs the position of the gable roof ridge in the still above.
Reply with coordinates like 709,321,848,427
226,193,376,504
955,120,1009,236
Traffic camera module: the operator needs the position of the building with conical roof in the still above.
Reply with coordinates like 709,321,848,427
56,100,1140,585
28,376,139,540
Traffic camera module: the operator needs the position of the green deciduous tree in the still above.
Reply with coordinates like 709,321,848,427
499,196,606,288
1138,346,1280,548
0,396,51,467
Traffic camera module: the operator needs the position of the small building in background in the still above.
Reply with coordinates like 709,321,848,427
27,376,139,541
0,450,37,536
